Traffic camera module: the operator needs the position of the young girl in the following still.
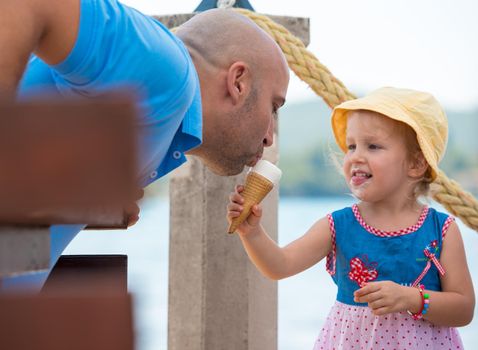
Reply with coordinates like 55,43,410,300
227,87,475,349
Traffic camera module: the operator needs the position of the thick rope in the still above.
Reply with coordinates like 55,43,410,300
234,8,356,108
432,171,478,230
232,9,478,232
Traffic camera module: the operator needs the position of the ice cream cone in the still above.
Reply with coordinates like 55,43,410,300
228,160,281,234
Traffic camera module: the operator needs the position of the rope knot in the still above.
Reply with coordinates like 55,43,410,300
217,0,236,9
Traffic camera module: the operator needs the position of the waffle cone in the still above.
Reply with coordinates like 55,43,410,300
228,172,274,234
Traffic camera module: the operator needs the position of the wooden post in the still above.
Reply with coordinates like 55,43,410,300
158,11,310,349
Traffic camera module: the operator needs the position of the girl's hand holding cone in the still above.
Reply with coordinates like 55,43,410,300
227,159,281,234
227,184,264,236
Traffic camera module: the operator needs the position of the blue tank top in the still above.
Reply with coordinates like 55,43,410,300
326,205,453,306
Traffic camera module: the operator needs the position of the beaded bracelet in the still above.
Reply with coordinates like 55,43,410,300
407,284,430,320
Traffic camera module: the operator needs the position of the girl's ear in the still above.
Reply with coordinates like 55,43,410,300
408,152,429,178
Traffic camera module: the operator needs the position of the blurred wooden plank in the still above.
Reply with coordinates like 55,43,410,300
0,96,139,227
0,293,134,350
0,226,49,277
42,255,128,293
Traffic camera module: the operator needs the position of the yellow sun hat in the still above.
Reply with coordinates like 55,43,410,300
331,87,448,181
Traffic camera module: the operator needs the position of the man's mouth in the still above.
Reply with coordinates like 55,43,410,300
247,153,263,167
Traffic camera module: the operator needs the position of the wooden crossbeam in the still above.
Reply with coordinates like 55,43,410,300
0,96,138,227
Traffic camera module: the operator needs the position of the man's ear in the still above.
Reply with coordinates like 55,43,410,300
226,61,251,105
408,152,429,178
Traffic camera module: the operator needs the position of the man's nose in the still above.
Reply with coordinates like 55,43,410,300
263,119,274,147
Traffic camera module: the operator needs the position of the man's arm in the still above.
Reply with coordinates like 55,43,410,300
0,0,79,97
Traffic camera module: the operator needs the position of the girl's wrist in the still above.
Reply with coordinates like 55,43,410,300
406,285,424,314
237,224,261,238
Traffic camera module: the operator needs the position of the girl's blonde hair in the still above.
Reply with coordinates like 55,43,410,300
392,118,433,199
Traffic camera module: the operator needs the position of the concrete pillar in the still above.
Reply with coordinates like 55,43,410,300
0,227,50,278
162,12,309,349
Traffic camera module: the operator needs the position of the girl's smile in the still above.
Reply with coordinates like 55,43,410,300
350,169,372,187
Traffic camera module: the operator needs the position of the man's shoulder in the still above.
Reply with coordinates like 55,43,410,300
21,0,196,99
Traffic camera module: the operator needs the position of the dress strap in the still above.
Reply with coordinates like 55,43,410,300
442,216,455,241
326,213,336,276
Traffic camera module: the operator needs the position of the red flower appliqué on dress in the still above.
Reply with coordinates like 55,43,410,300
348,256,378,287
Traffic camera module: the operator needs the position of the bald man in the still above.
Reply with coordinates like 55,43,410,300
0,0,289,290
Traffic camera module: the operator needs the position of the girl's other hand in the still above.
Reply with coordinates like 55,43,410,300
227,184,263,236
353,281,422,316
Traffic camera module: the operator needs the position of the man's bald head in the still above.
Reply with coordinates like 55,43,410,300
176,9,282,74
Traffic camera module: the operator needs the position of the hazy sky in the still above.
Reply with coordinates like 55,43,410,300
122,0,478,110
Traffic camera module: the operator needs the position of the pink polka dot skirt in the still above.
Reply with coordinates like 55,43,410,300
313,301,463,350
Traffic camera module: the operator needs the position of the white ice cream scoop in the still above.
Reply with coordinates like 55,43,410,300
250,159,282,185
228,160,282,234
